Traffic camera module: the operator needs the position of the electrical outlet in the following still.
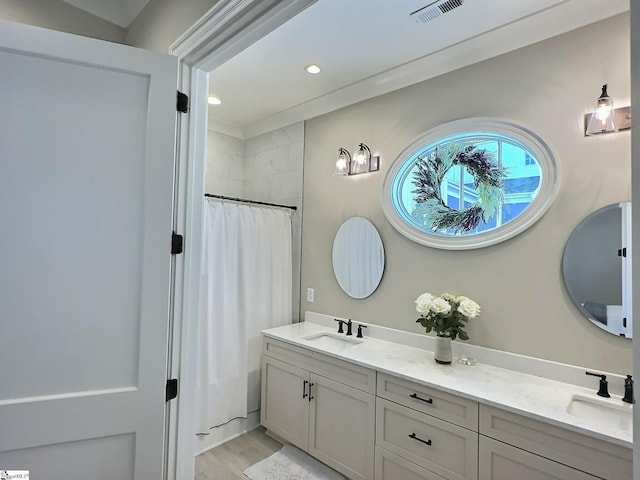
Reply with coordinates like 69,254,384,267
307,288,315,303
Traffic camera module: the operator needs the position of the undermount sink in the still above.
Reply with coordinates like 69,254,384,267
566,394,633,433
303,332,363,350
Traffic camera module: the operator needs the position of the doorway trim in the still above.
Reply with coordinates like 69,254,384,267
166,1,318,479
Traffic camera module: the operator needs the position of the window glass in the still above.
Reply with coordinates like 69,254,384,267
382,119,559,250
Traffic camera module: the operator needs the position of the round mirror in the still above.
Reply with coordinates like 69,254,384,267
332,217,385,299
562,202,631,337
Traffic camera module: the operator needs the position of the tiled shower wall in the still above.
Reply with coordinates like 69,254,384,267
205,129,244,197
205,122,304,322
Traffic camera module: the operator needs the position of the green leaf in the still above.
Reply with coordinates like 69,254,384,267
458,330,469,341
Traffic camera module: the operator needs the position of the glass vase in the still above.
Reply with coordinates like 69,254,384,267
434,334,452,364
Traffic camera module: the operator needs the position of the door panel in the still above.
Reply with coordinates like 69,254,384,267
0,49,148,399
0,19,178,479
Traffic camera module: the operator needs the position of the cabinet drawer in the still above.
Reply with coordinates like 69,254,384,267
377,372,478,430
263,336,376,393
479,435,598,480
376,398,478,480
479,404,632,480
375,447,446,480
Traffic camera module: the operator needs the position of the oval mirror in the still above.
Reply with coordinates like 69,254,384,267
562,202,631,338
332,217,385,299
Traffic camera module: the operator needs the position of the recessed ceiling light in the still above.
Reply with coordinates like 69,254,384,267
208,96,221,105
305,64,321,75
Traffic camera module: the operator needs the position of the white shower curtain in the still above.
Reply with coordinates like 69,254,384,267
195,200,293,435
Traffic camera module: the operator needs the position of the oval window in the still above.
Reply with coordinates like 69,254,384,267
382,118,560,250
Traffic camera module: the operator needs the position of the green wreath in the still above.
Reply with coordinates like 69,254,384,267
411,143,507,233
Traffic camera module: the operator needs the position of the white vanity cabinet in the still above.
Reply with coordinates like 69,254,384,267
375,373,478,480
261,337,376,480
478,404,632,480
261,327,632,480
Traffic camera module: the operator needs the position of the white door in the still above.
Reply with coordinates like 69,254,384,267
0,20,178,479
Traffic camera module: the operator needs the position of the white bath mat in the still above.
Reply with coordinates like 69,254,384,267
243,444,346,480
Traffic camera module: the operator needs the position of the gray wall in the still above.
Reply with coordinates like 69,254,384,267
301,13,632,374
0,0,125,43
0,0,219,52
126,0,219,52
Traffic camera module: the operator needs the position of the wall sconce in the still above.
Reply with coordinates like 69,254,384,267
334,143,380,176
584,84,631,136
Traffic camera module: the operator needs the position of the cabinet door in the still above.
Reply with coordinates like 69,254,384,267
261,357,310,450
309,373,375,480
479,436,598,480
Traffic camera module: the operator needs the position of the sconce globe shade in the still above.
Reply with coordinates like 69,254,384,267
352,143,371,174
334,148,350,175
585,84,617,135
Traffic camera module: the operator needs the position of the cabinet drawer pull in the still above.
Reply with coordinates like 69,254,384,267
303,380,308,399
409,393,433,404
309,382,314,401
408,432,432,446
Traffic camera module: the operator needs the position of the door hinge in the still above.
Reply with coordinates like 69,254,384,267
177,91,189,113
171,231,184,255
618,247,627,258
166,378,178,402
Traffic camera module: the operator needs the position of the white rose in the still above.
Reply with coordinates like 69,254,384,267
430,297,452,315
458,298,481,318
441,292,456,301
456,295,470,303
415,293,434,314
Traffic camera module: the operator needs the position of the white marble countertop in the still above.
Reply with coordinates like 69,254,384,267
262,321,633,448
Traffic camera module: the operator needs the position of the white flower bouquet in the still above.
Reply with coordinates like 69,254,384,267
415,292,480,340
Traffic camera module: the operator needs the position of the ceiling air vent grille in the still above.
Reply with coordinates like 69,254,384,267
410,0,464,24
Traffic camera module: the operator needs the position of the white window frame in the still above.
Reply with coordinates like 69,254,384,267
381,117,560,250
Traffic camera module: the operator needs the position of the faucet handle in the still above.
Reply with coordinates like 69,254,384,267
622,375,635,404
585,371,611,398
334,318,345,334
357,324,367,338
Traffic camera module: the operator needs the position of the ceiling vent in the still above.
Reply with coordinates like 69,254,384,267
410,0,464,23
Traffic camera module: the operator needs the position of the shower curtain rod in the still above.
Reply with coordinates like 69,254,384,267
204,193,297,211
